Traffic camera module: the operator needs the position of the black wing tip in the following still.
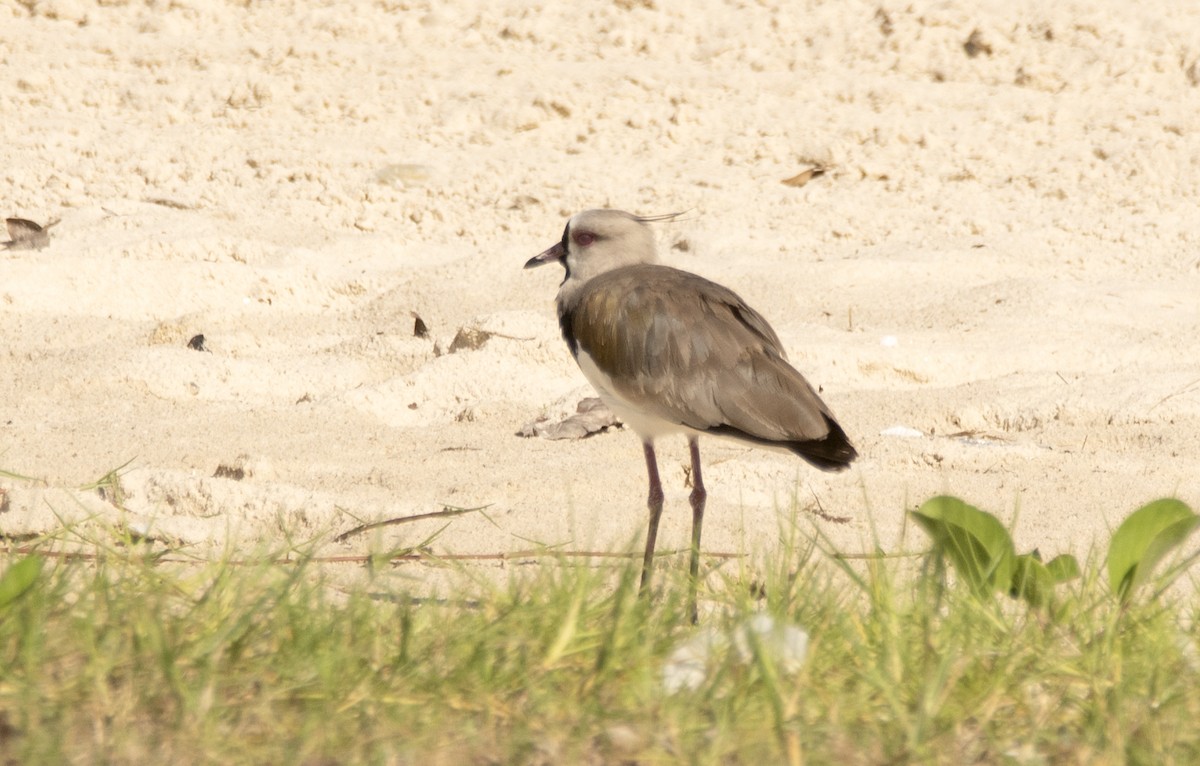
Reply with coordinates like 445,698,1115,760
791,416,858,472
792,441,858,472
703,417,859,472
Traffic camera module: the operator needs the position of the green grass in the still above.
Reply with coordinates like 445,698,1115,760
2,507,1199,765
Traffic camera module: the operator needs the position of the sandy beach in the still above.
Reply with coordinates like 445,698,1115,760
3,0,1198,579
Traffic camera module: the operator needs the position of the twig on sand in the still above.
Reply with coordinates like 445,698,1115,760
1147,375,1200,413
1,545,744,566
333,504,491,543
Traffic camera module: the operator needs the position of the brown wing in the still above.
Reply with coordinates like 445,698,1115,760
563,265,856,470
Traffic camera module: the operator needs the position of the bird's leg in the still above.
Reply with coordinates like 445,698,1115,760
640,439,665,594
687,436,707,624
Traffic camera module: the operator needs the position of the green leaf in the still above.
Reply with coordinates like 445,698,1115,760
1107,498,1199,602
0,555,42,609
1008,552,1081,607
1044,554,1080,583
1010,553,1054,606
911,496,1016,597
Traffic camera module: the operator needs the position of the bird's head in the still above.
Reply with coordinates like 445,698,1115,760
524,209,682,285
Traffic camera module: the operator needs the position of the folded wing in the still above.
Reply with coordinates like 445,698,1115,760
564,265,857,471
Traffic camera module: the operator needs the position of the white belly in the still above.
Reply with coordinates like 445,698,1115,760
575,349,696,440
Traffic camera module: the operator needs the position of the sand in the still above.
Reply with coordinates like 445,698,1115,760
3,0,1199,579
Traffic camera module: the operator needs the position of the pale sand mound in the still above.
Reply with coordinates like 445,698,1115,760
2,1,1198,577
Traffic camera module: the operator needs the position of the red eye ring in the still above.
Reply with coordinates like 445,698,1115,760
573,231,596,247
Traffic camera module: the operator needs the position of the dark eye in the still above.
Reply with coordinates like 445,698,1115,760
573,231,596,247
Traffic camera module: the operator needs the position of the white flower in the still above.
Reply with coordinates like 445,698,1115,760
661,614,809,693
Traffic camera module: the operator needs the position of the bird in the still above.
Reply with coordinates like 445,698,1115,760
525,209,857,619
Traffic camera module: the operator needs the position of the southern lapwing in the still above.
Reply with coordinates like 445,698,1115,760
525,209,856,618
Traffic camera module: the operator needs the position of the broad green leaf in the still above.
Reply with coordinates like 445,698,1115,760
1107,498,1199,602
1010,553,1054,606
912,496,1016,596
1044,554,1080,583
0,555,42,609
